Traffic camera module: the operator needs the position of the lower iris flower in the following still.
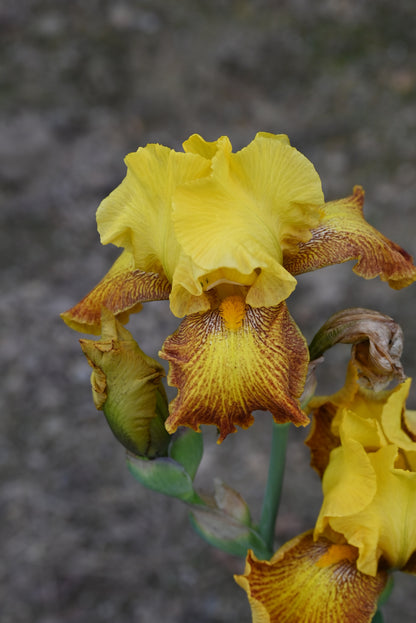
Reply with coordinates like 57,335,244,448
235,365,416,622
307,363,416,577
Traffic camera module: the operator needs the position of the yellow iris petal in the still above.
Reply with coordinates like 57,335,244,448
97,143,211,283
315,439,377,534
64,135,416,331
235,532,387,623
381,379,416,451
173,132,323,309
324,445,416,575
182,133,232,159
284,185,416,289
340,407,387,450
160,301,309,442
307,361,404,455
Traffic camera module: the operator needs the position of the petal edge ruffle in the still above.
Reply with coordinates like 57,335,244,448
61,252,171,334
283,186,416,289
160,301,309,442
235,532,387,623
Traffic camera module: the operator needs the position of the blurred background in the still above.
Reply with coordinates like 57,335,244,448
1,1,416,621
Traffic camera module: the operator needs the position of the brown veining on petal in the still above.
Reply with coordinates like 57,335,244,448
160,302,309,442
235,531,388,623
283,186,416,289
62,268,171,334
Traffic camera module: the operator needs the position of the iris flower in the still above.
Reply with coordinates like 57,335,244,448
307,363,416,577
61,133,416,442
236,365,416,622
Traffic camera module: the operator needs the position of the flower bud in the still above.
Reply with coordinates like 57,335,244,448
79,308,170,457
309,308,405,391
189,481,268,559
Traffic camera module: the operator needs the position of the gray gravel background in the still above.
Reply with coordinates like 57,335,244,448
1,1,416,621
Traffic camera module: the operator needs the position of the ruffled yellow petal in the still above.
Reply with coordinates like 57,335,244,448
381,378,416,451
315,440,378,537
168,253,213,317
160,301,309,443
235,532,387,623
322,445,416,575
307,362,413,461
182,133,232,159
79,309,170,458
306,389,388,480
173,133,323,309
61,251,171,335
97,143,211,283
309,367,416,575
342,407,388,450
283,185,416,288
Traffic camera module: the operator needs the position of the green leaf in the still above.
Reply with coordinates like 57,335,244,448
126,453,201,503
169,428,203,480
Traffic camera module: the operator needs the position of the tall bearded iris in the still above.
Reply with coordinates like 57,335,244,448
62,132,416,442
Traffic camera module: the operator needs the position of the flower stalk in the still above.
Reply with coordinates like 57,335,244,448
258,422,290,555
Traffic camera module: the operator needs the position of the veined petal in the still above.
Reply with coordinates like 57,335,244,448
97,143,211,282
160,301,309,443
283,185,416,288
61,251,171,335
173,133,323,308
234,532,387,623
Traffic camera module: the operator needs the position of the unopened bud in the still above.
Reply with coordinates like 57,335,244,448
213,479,251,525
189,481,267,558
80,308,170,457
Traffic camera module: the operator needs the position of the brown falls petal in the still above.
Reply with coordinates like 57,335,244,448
61,252,171,335
235,531,388,623
305,402,340,478
160,300,309,443
283,186,416,289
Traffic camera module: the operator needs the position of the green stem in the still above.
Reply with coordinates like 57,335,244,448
258,422,290,554
371,610,384,623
